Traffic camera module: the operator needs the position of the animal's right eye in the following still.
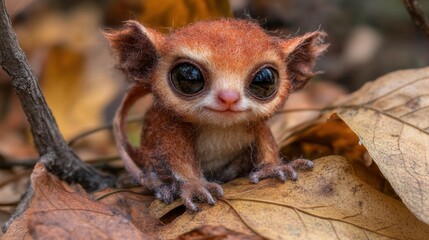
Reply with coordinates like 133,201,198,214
248,67,278,100
170,63,205,95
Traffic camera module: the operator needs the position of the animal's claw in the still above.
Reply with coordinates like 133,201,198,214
250,158,314,183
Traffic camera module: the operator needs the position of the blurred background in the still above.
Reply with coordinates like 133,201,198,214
0,0,428,214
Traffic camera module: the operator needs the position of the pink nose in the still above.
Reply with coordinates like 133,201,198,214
217,90,240,105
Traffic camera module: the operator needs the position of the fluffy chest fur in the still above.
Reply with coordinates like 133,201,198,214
195,125,254,174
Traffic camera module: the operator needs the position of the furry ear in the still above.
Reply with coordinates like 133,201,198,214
104,21,165,82
282,31,328,91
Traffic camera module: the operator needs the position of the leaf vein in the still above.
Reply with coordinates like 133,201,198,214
226,197,399,239
365,76,429,105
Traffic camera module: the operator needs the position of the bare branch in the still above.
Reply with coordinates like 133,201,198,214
0,1,114,191
403,0,429,40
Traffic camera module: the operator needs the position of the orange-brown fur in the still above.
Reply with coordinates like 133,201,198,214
106,19,327,211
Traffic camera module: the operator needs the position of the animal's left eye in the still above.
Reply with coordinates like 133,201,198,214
248,67,278,99
170,62,205,95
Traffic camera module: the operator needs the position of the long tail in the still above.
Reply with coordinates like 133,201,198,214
113,83,151,186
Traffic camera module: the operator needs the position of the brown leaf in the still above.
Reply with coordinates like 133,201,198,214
0,169,31,206
94,187,162,235
281,116,368,163
138,0,232,31
5,157,428,239
3,163,148,240
280,117,391,196
333,67,429,224
270,81,347,145
150,156,429,239
176,225,262,240
5,0,35,18
0,210,11,238
15,8,121,140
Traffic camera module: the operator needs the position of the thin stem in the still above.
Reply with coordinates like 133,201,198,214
219,199,267,238
0,155,122,169
0,0,114,191
0,201,18,207
0,157,37,168
68,116,143,146
226,197,397,239
94,189,142,201
403,0,429,40
0,169,32,188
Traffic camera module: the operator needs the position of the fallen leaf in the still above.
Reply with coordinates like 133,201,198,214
0,95,37,159
0,169,30,206
3,163,148,240
280,116,368,163
4,0,35,18
280,117,390,196
333,67,429,224
4,157,428,239
138,0,232,31
150,156,429,239
0,210,11,238
14,8,122,140
176,225,262,240
94,187,162,235
270,81,347,146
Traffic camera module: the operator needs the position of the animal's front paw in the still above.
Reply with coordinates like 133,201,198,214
180,180,224,212
249,158,314,183
154,182,180,204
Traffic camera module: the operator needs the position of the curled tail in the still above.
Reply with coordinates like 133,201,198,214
113,83,151,185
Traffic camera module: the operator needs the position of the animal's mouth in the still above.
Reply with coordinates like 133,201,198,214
204,107,249,114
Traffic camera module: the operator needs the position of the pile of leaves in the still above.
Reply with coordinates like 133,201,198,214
2,67,429,239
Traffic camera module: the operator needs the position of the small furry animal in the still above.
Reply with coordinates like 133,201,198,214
106,19,327,211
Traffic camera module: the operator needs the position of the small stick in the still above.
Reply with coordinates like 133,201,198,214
0,0,115,232
403,0,429,40
0,0,114,191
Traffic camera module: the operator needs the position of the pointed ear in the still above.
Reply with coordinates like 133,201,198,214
104,21,165,82
282,31,328,91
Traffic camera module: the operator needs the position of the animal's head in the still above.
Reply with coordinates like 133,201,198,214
106,19,327,127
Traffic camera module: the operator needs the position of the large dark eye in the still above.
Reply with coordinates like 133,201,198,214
248,67,278,99
170,63,205,95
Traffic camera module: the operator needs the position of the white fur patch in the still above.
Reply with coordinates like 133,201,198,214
196,125,254,173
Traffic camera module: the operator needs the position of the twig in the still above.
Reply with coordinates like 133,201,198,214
85,155,120,164
0,170,32,188
0,201,19,207
0,0,115,232
0,112,145,169
0,155,122,170
2,185,33,233
0,115,143,169
94,189,143,201
0,0,114,192
68,116,143,146
403,0,429,40
0,157,37,168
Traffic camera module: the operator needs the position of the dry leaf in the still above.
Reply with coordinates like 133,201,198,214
94,187,161,235
270,81,347,145
4,0,35,18
280,116,368,163
5,157,428,239
333,67,429,224
139,0,232,31
0,95,37,159
0,170,30,206
280,117,391,196
150,156,429,239
0,210,11,238
3,163,148,240
14,8,121,140
176,225,262,240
